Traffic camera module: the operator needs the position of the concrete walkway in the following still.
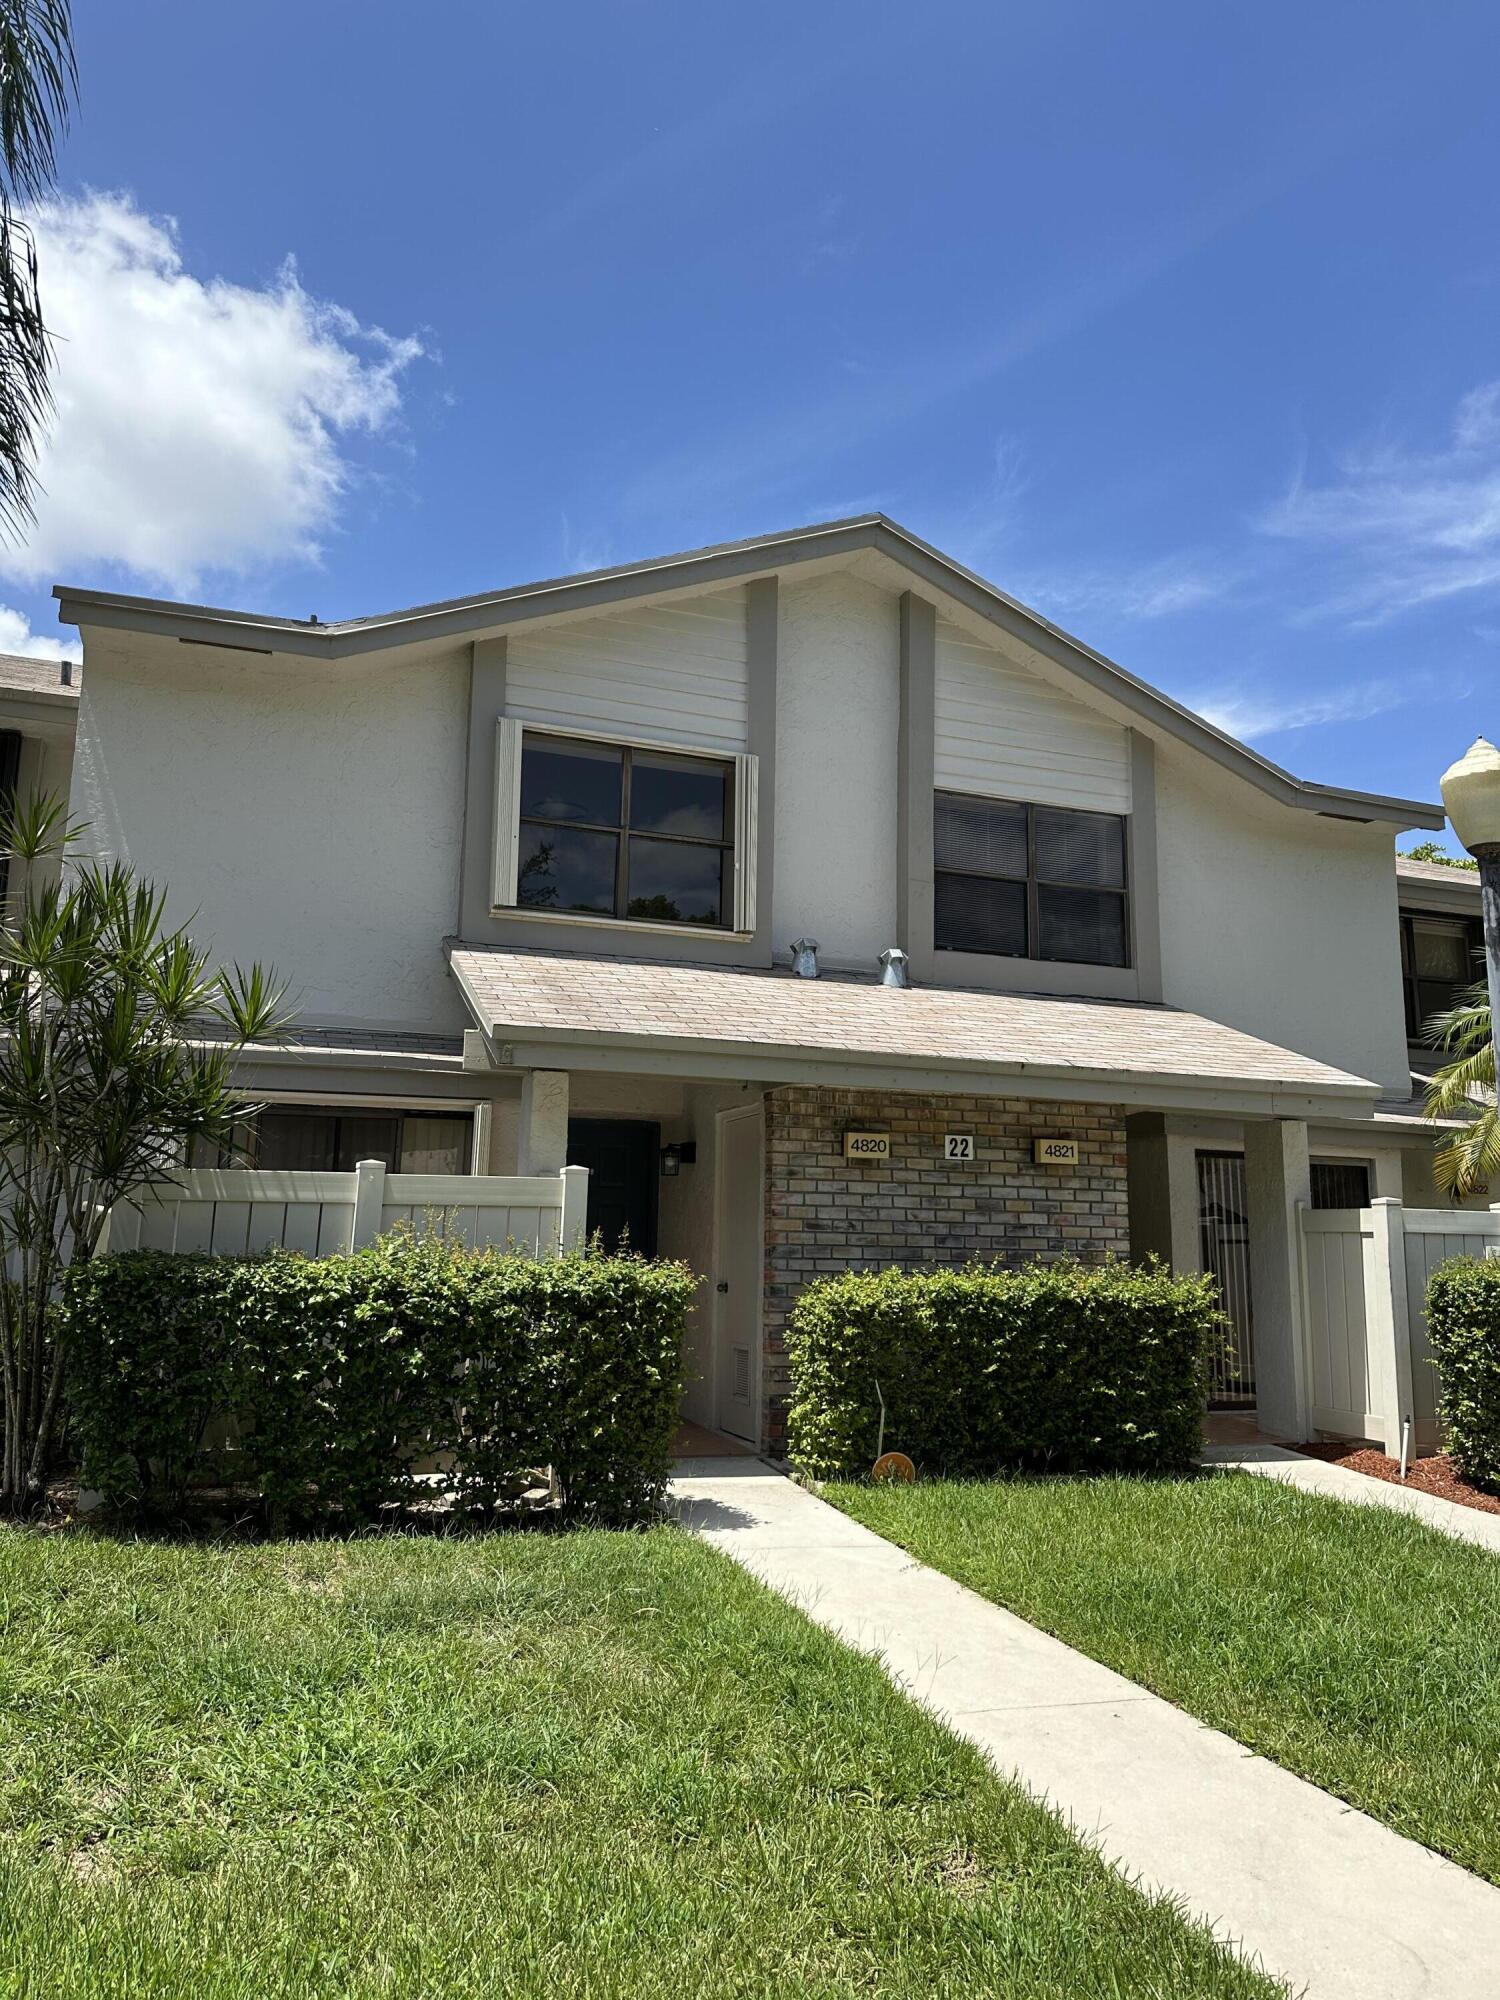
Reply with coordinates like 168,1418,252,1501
1206,1442,1500,1553
671,1458,1500,2000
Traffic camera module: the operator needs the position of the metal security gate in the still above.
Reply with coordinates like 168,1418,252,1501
1197,1151,1255,1406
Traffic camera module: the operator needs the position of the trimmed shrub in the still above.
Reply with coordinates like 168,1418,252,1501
63,1232,695,1526
785,1259,1219,1481
1425,1257,1500,1491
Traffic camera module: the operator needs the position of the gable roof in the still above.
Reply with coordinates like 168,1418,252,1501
53,513,1442,828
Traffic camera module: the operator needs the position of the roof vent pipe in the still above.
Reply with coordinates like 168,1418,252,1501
59,660,71,687
790,937,820,979
878,947,910,989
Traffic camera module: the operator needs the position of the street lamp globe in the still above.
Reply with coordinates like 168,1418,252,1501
1441,737,1500,855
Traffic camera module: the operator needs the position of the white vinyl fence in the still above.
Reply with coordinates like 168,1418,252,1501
97,1160,591,1260
1299,1199,1500,1451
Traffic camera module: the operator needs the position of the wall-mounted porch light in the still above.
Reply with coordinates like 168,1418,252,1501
660,1141,697,1178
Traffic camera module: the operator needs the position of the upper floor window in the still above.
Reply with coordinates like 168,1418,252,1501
515,733,735,929
934,791,1129,968
1401,911,1482,1042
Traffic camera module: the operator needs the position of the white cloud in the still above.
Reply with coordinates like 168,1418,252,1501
1189,677,1416,741
1017,553,1238,624
0,192,422,593
1259,382,1500,624
0,602,72,662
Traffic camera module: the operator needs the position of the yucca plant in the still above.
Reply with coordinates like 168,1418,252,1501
0,796,288,1511
1423,978,1498,1199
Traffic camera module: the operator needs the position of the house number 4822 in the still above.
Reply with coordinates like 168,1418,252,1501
944,1134,975,1162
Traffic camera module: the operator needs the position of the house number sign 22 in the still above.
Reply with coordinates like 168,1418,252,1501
944,1134,975,1162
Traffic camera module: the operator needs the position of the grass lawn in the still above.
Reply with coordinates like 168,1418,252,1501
0,1523,1282,2000
830,1470,1500,1884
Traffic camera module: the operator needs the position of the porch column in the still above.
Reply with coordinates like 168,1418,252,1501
1243,1117,1311,1441
1125,1114,1201,1271
518,1069,569,1176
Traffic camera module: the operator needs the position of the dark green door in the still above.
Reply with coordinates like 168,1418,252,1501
566,1119,659,1255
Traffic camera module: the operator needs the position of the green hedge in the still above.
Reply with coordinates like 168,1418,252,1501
785,1259,1219,1481
1425,1257,1500,1491
63,1232,695,1525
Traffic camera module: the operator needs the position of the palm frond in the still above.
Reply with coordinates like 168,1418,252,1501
0,0,74,200
1424,977,1499,1195
0,1,75,535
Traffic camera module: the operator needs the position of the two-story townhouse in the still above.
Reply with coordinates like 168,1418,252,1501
53,516,1452,1455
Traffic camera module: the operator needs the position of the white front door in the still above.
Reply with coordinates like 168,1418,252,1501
713,1104,762,1443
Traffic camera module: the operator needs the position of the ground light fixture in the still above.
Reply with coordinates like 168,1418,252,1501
1439,736,1500,1068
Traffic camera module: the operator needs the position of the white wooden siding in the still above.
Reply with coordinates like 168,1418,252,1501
934,617,1131,813
505,587,749,752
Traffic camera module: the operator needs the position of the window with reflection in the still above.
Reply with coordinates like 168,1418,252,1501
934,791,1130,968
516,735,733,927
1400,912,1482,1042
190,1107,474,1173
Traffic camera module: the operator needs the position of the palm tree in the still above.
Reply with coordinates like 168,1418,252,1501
0,1,74,535
1424,980,1499,1197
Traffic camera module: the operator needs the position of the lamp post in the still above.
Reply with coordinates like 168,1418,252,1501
1440,736,1500,1061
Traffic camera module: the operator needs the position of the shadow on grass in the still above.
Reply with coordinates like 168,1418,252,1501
22,1477,676,1546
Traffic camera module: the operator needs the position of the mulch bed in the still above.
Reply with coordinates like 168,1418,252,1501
1297,1441,1500,1517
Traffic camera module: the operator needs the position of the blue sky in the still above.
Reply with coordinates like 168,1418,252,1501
6,0,1499,839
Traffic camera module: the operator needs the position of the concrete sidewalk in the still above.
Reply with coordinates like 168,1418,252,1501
1205,1442,1500,1553
671,1458,1500,2000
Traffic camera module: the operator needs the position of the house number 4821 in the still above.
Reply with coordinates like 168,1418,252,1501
944,1134,975,1162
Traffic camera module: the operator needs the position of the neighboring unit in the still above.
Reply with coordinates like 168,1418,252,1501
0,651,79,900
49,517,1465,1455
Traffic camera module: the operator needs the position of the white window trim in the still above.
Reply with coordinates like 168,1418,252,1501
492,716,758,937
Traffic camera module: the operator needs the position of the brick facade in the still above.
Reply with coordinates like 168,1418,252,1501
760,1087,1129,1453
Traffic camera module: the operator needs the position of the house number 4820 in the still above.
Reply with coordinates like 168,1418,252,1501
944,1134,975,1162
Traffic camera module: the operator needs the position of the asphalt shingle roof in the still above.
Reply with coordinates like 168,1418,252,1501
450,944,1378,1103
1396,854,1479,890
0,652,79,699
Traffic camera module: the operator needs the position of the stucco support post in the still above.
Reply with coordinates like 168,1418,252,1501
470,1098,494,1175
518,1069,569,1177
896,591,936,981
1361,1198,1415,1456
1243,1118,1311,1442
1126,1115,1202,1271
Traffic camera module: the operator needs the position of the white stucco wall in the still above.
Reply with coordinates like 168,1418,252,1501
70,629,470,1032
774,571,900,966
1153,739,1410,1094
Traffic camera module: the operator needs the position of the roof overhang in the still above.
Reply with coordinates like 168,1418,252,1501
1395,861,1481,917
55,513,1442,829
448,944,1385,1125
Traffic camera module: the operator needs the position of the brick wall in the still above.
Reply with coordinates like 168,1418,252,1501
760,1086,1129,1453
